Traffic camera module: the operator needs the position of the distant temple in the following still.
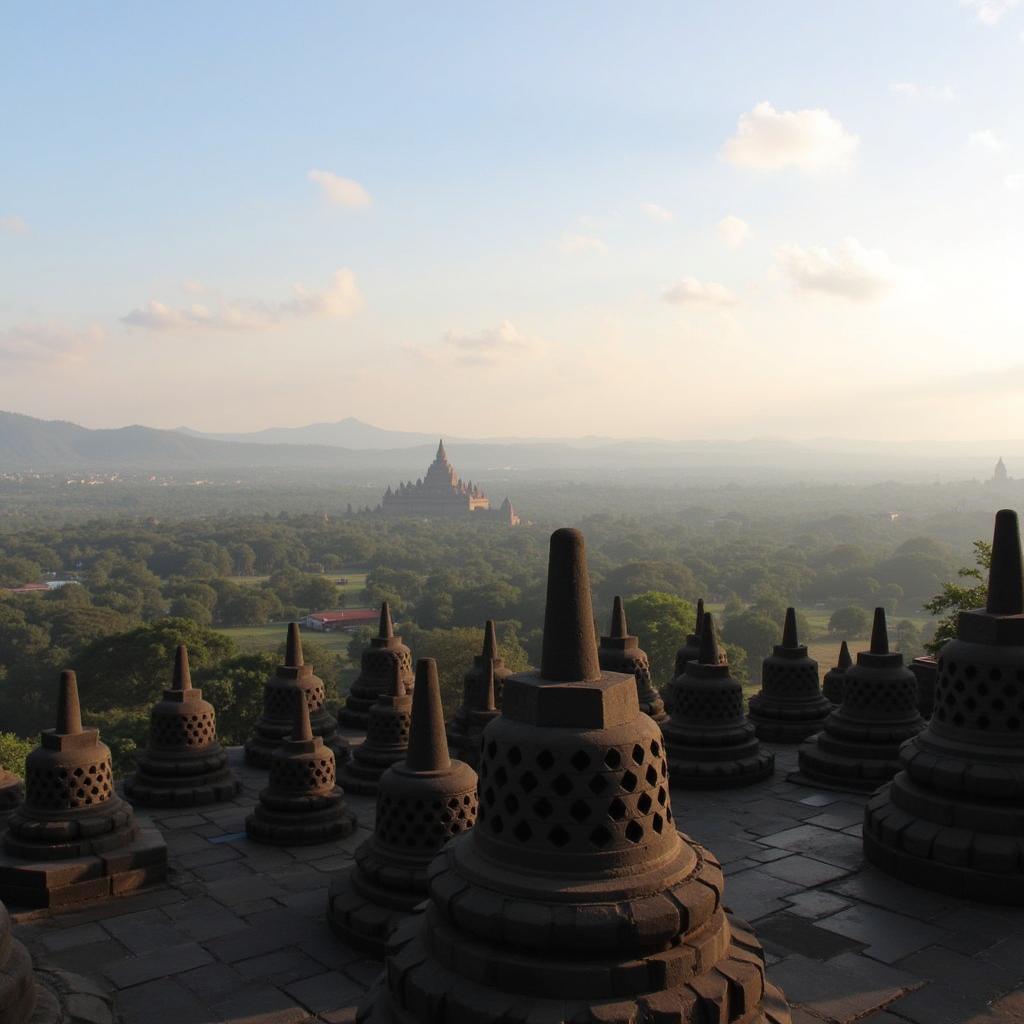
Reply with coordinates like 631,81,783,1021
380,440,519,524
993,457,1009,483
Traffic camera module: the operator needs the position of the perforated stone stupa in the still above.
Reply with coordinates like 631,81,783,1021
245,623,349,767
864,509,1024,902
124,645,239,807
339,603,414,731
0,671,167,909
339,659,413,797
748,609,831,742
672,598,705,680
329,657,478,957
0,771,22,830
821,641,852,705
0,897,44,1023
599,595,667,722
246,690,356,845
662,613,774,789
793,608,925,793
358,527,791,1024
445,620,509,768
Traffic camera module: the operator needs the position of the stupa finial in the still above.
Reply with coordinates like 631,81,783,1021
56,669,83,735
986,509,1024,616
285,623,304,667
870,607,889,655
379,602,395,639
838,640,852,669
694,597,705,634
172,645,192,691
609,595,629,638
540,528,601,682
482,619,498,659
405,659,451,772
782,607,798,648
698,611,723,666
482,659,497,712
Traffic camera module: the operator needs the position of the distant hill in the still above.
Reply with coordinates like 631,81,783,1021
178,417,440,450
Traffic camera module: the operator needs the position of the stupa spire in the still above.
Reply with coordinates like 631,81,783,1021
870,607,889,654
481,619,498,659
609,595,629,638
481,659,497,712
436,439,447,461
285,622,304,667
172,645,192,691
56,670,83,735
405,659,450,773
782,607,798,648
379,601,395,639
986,508,1023,615
540,528,601,682
695,597,705,634
838,640,852,669
698,611,722,665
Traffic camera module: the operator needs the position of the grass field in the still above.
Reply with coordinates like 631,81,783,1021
224,572,368,598
214,621,358,656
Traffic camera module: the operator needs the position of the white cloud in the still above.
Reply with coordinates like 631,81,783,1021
0,322,103,364
1005,172,1024,190
722,101,859,172
414,321,541,367
122,269,363,332
308,169,372,208
777,237,901,301
717,215,751,248
662,277,739,307
969,128,1007,153
640,202,674,223
559,233,608,255
0,215,29,236
961,0,1020,25
889,82,956,101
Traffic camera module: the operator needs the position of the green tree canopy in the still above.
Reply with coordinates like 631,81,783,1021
622,591,695,685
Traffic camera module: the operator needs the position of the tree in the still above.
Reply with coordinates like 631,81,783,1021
828,606,872,638
721,611,777,674
923,539,990,655
199,652,277,747
623,592,695,685
0,732,32,777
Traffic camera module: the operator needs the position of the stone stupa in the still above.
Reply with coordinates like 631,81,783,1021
662,613,774,788
748,609,832,742
125,645,239,807
339,603,414,730
598,595,667,722
245,623,349,768
338,660,412,796
0,671,167,908
864,509,1024,902
445,620,511,768
358,527,791,1024
246,689,357,845
0,896,44,1023
329,657,478,957
0,771,23,830
821,641,852,705
792,608,925,793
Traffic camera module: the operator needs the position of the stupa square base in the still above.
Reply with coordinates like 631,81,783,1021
668,751,775,790
124,773,240,809
0,826,167,909
328,865,421,958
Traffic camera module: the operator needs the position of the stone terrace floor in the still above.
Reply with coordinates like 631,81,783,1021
9,739,1024,1024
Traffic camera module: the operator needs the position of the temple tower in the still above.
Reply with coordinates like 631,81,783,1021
821,641,852,705
339,660,413,796
358,528,791,1024
245,623,349,767
329,658,478,956
125,645,240,807
339,603,414,730
864,509,1024,902
598,596,667,722
0,671,167,908
748,609,832,742
662,613,775,788
246,690,357,845
793,608,925,792
445,620,510,768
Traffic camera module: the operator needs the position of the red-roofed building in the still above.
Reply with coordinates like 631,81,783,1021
303,608,380,633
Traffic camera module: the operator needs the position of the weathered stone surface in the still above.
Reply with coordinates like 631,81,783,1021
793,608,924,793
865,509,1024,903
445,620,509,768
909,655,937,719
663,599,705,716
358,527,791,1023
749,610,831,743
339,605,414,732
245,623,349,767
662,613,775,789
124,645,239,808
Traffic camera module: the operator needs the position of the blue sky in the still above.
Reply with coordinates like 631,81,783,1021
1,2,1022,439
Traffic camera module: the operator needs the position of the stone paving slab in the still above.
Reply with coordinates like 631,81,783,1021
7,740,1024,1024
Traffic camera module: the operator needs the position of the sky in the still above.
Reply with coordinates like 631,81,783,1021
1,1,1023,442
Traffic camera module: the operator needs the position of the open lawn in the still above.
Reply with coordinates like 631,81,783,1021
214,621,357,657
223,571,368,598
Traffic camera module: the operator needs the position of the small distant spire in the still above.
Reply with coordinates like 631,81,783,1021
292,690,313,742
698,612,723,666
379,601,395,639
782,607,798,648
986,509,1024,616
694,597,705,635
285,622,304,667
57,669,83,735
436,439,447,461
405,659,451,772
838,640,852,669
387,657,405,697
870,608,889,654
172,645,192,691
482,659,497,712
540,528,601,682
609,595,629,638
482,619,498,660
